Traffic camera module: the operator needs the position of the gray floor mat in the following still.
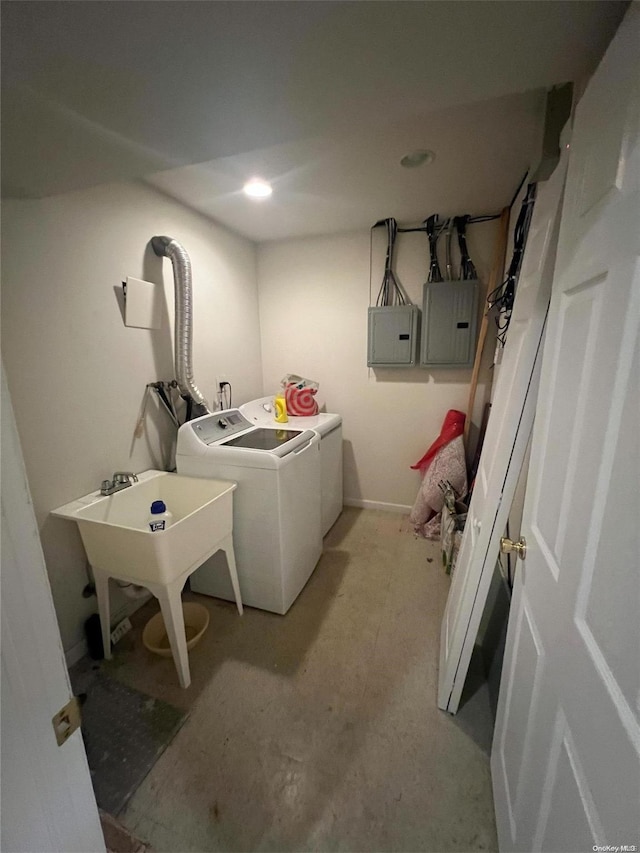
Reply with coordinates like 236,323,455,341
71,662,187,816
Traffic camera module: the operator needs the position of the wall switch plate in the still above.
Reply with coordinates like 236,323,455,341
110,617,132,646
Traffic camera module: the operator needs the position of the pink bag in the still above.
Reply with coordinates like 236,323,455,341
284,384,319,416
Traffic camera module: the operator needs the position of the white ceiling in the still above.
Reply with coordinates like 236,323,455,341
1,1,628,241
146,90,545,241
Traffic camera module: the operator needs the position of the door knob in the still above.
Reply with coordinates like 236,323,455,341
500,536,527,560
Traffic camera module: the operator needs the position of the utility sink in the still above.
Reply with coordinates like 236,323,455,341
52,470,236,585
53,469,242,689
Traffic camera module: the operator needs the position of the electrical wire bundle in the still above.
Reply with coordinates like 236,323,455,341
454,215,478,280
425,214,448,282
445,219,455,281
487,183,537,347
373,218,406,306
370,210,500,293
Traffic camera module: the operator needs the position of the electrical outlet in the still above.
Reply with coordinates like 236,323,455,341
215,374,231,411
110,617,132,646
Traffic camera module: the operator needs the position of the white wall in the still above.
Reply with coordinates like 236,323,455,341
257,223,499,511
1,181,262,655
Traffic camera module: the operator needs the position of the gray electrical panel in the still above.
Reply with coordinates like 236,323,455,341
420,280,479,368
367,305,420,367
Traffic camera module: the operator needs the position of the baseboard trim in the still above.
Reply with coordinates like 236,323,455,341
344,498,411,514
65,638,88,668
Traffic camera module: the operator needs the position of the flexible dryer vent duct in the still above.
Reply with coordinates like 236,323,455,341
151,236,210,416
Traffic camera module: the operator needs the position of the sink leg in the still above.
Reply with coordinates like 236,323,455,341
221,534,243,615
93,569,112,661
156,582,191,689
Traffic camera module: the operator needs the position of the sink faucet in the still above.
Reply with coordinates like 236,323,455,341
100,471,139,496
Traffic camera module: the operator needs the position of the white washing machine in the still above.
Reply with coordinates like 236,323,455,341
176,409,322,615
239,396,343,535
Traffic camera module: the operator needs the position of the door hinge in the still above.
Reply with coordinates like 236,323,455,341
52,696,81,746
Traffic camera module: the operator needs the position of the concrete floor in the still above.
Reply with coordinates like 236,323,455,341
111,508,497,852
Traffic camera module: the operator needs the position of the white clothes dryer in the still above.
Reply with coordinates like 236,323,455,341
176,409,321,614
239,396,343,535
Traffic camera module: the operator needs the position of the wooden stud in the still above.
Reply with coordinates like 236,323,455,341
464,207,510,449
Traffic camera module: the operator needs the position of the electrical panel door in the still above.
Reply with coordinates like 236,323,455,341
367,305,419,367
421,280,479,367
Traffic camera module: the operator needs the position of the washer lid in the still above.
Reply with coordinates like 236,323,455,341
221,428,303,451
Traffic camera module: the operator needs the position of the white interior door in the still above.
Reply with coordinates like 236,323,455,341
491,6,639,850
438,137,569,714
1,367,105,853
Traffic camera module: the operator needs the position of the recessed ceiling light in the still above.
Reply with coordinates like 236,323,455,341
400,149,435,169
243,177,273,199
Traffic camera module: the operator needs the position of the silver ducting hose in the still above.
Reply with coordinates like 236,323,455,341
151,236,210,415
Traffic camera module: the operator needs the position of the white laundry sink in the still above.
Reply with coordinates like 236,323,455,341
52,470,236,585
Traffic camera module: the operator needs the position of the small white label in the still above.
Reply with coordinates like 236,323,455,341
149,519,166,532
